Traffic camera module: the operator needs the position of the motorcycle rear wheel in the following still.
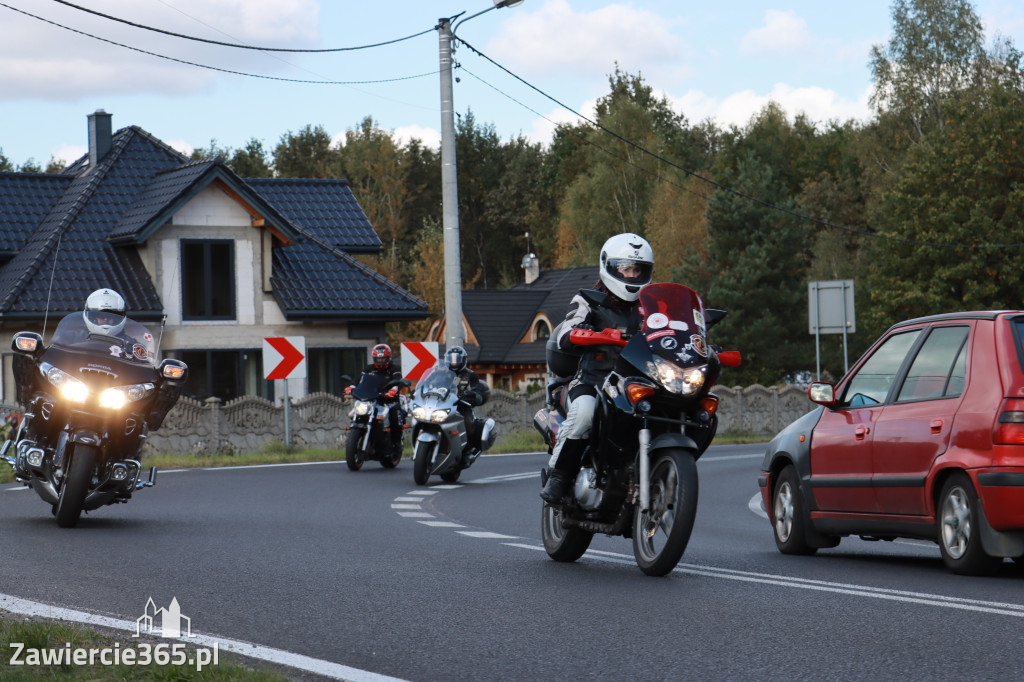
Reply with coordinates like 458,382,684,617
632,449,698,576
54,444,96,528
541,503,593,562
345,429,366,471
380,438,402,468
413,440,432,485
440,468,461,483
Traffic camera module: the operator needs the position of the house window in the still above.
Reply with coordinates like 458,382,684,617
308,348,367,396
181,239,235,320
533,319,551,341
177,349,269,402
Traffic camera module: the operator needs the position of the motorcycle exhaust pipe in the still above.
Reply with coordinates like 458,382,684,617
638,428,651,512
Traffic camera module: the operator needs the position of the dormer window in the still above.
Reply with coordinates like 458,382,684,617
533,319,551,341
181,239,235,320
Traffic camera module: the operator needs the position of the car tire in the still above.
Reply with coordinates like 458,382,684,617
772,465,817,556
937,473,1002,576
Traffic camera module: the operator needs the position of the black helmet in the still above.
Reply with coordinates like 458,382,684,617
446,345,468,372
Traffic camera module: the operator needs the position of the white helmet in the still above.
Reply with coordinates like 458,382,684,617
83,288,127,336
599,233,653,302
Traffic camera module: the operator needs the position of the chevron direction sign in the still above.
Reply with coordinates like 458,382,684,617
263,336,307,380
401,342,439,382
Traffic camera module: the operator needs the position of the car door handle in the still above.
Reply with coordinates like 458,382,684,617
855,425,870,440
930,419,943,434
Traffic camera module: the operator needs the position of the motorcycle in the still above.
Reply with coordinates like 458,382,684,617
342,373,411,471
408,362,496,485
3,312,187,527
534,282,740,576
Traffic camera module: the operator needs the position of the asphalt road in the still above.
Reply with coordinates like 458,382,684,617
3,445,1024,681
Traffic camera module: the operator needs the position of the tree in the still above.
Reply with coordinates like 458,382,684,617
0,148,12,172
230,139,272,178
273,125,337,178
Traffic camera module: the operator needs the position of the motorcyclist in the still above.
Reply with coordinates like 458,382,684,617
539,233,653,504
346,344,406,454
445,345,490,467
83,288,128,337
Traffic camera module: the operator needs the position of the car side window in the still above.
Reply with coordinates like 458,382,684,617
841,330,921,407
895,326,969,402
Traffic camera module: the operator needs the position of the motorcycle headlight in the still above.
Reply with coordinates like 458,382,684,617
99,383,154,409
651,356,705,395
354,401,373,416
43,363,88,403
430,409,449,423
411,406,428,421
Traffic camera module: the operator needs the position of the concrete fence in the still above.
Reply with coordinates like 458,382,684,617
1,384,814,456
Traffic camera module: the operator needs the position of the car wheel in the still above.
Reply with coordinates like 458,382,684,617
772,465,817,556
937,473,1002,576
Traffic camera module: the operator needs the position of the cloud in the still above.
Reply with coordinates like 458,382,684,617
0,0,319,100
667,84,872,129
487,0,683,82
392,124,441,150
739,10,812,56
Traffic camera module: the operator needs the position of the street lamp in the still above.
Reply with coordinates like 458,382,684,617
437,0,525,350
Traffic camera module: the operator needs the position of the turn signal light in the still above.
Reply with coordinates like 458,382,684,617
15,337,38,352
625,382,655,404
162,364,185,379
994,398,1024,445
699,395,719,416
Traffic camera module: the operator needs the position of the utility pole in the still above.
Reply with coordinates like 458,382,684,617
438,16,464,349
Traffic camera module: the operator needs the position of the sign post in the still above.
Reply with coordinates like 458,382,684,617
401,342,440,382
263,336,307,448
808,280,855,380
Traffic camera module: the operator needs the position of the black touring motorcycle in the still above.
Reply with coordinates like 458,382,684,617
3,313,187,527
534,283,740,576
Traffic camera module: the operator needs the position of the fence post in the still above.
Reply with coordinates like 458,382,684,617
205,397,222,451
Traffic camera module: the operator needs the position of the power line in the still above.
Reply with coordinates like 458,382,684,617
47,0,434,52
456,36,1024,250
1,3,437,86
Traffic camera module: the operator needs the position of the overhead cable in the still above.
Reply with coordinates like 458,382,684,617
47,0,433,52
456,36,1024,250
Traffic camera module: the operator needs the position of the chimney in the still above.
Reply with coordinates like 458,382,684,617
521,252,540,285
88,109,112,168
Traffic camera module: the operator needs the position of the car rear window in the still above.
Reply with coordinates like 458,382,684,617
895,326,968,402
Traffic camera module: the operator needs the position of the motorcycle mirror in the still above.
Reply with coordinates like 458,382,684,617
580,288,611,309
717,350,741,367
159,358,188,381
12,332,43,355
705,309,727,329
340,374,353,385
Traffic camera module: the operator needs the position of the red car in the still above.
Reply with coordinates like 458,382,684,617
758,310,1024,575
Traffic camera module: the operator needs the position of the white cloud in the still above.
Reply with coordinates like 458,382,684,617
165,139,195,157
487,0,682,81
392,125,441,150
667,84,871,130
739,10,812,56
53,144,87,166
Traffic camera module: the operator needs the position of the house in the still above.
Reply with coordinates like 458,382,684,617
0,111,428,404
426,257,599,390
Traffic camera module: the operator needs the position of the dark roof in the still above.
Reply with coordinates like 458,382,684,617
247,178,381,253
0,121,425,323
512,266,600,324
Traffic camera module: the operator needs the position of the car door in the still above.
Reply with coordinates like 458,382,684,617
809,329,922,513
872,325,970,516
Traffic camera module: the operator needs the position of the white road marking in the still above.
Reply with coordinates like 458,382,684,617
396,512,433,518
749,493,768,520
457,531,518,539
418,521,464,528
390,504,422,510
502,543,1024,617
405,490,437,496
468,472,538,484
393,497,424,502
430,485,462,490
0,592,407,681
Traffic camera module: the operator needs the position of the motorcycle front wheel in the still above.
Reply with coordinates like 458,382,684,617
632,449,698,577
345,429,366,471
54,444,96,528
413,440,433,486
541,503,593,562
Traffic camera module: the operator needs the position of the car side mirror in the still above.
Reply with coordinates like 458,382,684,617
12,332,43,355
159,358,188,381
808,382,837,407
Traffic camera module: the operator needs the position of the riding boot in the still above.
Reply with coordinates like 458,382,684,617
540,438,586,503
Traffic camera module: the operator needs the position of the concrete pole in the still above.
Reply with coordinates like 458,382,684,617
438,17,464,349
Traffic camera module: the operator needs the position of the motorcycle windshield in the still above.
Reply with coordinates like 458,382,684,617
351,372,383,401
49,313,159,366
622,282,710,370
417,363,458,400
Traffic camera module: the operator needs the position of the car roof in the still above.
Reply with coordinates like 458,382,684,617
887,310,1024,333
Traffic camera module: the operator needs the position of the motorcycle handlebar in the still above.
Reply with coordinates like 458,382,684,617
569,327,628,347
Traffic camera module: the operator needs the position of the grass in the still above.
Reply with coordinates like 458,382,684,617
0,617,290,680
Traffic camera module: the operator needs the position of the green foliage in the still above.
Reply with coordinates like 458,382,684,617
230,138,272,178
273,124,336,178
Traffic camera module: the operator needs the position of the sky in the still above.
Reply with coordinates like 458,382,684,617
1,0,1023,168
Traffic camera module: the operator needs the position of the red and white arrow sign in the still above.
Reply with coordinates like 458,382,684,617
401,342,439,382
263,336,307,380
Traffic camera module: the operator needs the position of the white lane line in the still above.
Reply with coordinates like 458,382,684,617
418,521,464,528
468,472,538,484
457,531,519,539
430,485,462,490
404,490,437,496
390,504,422,510
0,592,406,682
502,543,1024,618
749,493,768,520
393,497,424,503
396,512,433,518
